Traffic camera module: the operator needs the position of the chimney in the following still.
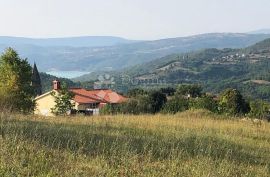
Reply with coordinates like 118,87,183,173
53,80,61,90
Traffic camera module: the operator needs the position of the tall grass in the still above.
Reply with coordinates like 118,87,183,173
0,110,270,176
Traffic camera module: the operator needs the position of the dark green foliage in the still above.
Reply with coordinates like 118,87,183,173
127,88,148,97
176,84,202,98
101,90,167,115
190,95,219,113
219,89,250,116
99,104,122,115
147,91,167,113
248,100,270,119
0,48,35,113
31,63,42,96
162,96,189,114
51,83,75,116
160,87,176,96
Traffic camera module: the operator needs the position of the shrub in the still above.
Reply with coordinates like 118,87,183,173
176,84,202,98
162,96,189,114
190,95,218,113
218,89,250,116
248,100,270,119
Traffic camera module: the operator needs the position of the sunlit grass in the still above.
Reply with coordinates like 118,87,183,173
1,110,270,176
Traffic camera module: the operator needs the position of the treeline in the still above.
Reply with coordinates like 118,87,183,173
101,85,270,120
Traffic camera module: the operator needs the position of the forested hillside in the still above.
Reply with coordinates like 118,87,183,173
80,38,270,101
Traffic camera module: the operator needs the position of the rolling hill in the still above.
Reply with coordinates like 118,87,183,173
78,38,270,100
1,33,270,72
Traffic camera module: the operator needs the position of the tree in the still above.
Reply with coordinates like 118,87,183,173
0,48,35,113
248,100,270,119
31,62,42,96
162,96,189,114
127,88,148,97
219,89,250,116
147,91,167,113
190,95,218,113
160,87,176,96
51,83,74,116
176,84,202,98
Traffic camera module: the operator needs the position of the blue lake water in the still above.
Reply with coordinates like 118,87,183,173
46,71,90,79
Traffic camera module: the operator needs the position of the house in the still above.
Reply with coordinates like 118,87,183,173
34,80,126,116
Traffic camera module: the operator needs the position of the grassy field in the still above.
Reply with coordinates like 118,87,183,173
0,110,270,177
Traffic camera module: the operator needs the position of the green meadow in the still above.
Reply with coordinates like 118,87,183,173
1,110,270,177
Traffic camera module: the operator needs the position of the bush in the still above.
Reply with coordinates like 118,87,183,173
190,95,218,113
162,96,189,114
101,91,167,115
219,89,250,116
248,100,270,119
99,104,122,115
176,84,202,98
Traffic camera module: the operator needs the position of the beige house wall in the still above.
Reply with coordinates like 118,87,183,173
34,92,56,116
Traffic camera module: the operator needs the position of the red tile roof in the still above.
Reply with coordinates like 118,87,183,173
69,88,126,104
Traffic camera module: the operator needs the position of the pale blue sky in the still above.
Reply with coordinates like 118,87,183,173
0,0,270,40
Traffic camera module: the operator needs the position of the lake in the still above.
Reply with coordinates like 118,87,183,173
46,71,90,79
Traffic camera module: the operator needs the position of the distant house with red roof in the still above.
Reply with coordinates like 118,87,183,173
34,80,126,116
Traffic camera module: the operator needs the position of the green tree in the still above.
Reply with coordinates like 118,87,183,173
147,91,167,113
31,62,42,96
176,84,202,98
162,96,189,114
219,89,250,116
248,100,270,119
0,48,35,113
190,95,218,113
160,87,176,96
127,88,148,97
51,83,75,116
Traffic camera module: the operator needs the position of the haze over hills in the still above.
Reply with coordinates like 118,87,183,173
0,36,136,48
248,29,270,34
1,33,270,73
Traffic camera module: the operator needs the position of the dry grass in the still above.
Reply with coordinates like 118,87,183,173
0,110,270,176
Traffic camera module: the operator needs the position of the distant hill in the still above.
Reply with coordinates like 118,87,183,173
79,38,270,101
2,33,268,73
0,36,136,48
248,29,270,34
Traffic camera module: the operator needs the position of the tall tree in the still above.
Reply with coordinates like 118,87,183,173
31,62,42,96
0,48,35,112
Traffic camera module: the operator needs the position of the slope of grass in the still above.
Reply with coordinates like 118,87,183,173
0,110,270,176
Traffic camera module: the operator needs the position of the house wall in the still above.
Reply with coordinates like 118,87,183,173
35,93,56,116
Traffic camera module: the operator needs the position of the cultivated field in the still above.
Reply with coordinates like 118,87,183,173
0,110,270,177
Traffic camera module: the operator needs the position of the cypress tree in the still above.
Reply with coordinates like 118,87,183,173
31,62,42,96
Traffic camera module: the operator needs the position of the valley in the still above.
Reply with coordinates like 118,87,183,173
79,38,270,101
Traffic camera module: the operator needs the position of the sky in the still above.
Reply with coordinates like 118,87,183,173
0,0,270,40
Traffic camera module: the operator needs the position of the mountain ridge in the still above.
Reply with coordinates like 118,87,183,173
1,33,270,72
0,36,137,47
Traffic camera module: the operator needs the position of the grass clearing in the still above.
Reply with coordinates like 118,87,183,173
0,110,270,176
